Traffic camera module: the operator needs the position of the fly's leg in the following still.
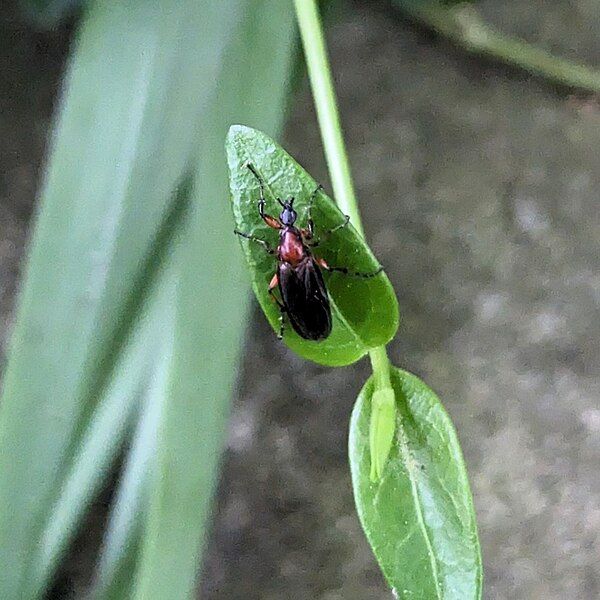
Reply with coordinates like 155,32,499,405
267,273,280,300
309,214,350,247
245,162,282,230
303,182,350,246
246,161,267,217
307,184,323,238
267,273,286,339
278,309,286,340
305,183,323,240
234,229,275,255
317,257,383,278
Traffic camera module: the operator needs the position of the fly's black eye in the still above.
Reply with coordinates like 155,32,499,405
280,207,297,226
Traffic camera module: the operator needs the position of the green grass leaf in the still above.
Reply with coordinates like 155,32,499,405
129,2,297,598
226,125,399,366
350,367,482,599
31,284,170,593
19,0,82,25
0,0,243,596
92,288,175,600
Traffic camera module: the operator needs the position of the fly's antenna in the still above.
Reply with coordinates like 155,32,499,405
277,198,285,207
244,161,262,184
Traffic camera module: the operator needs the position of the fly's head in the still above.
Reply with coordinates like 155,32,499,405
278,197,297,226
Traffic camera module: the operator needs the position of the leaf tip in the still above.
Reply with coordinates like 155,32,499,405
226,123,255,144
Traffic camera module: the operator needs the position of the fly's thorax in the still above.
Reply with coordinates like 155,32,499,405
278,226,307,265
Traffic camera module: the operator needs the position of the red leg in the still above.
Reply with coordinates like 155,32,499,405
268,273,279,294
268,273,284,307
263,215,282,229
267,272,286,339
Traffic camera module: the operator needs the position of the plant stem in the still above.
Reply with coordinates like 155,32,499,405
294,0,395,481
292,0,364,237
368,345,391,391
397,1,600,94
294,0,393,385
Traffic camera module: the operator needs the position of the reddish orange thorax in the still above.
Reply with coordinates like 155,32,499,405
278,228,306,266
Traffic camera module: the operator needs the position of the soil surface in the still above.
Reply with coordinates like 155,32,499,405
1,1,599,598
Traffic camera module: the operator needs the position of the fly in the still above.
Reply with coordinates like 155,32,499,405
234,163,383,341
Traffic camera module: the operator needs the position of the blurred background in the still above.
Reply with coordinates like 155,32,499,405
1,0,599,598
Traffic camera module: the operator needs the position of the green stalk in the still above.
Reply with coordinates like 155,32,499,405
291,0,363,236
397,1,600,94
293,0,395,480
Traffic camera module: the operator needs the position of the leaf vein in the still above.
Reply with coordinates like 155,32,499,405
396,420,443,599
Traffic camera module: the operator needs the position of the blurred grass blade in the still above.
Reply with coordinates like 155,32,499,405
20,0,82,25
227,125,399,367
349,367,482,598
93,287,175,600
131,2,297,597
32,263,177,596
0,1,238,597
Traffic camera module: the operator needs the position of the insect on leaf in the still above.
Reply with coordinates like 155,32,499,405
226,125,399,367
349,366,483,599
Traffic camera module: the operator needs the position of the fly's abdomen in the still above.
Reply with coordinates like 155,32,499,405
278,260,332,340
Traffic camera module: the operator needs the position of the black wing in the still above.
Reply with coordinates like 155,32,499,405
278,258,332,341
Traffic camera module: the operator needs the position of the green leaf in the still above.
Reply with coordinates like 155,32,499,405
0,0,240,596
19,0,82,25
129,2,297,598
31,286,166,593
93,292,174,600
226,125,399,366
350,367,482,599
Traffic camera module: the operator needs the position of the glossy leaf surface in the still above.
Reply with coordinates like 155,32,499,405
350,367,482,599
227,125,399,366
